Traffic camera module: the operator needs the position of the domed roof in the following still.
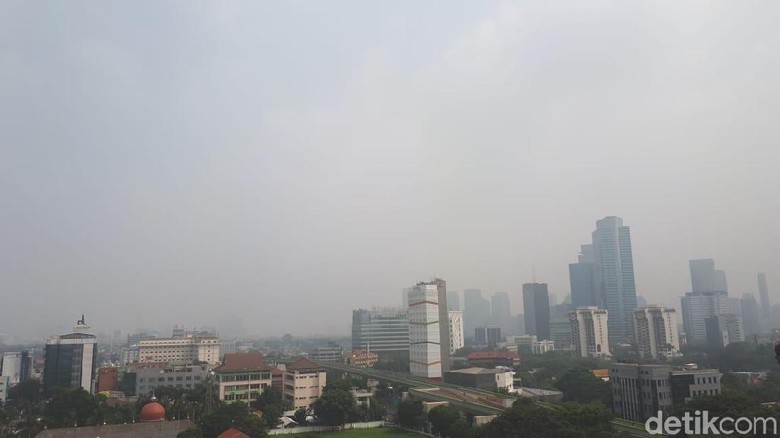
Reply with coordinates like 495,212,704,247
140,400,166,422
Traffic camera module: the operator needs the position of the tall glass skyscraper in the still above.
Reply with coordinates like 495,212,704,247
591,216,638,345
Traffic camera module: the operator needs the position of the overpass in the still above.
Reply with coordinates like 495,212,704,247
314,361,654,437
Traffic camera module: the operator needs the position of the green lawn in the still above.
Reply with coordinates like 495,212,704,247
296,427,425,437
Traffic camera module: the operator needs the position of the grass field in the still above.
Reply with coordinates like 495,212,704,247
293,427,425,437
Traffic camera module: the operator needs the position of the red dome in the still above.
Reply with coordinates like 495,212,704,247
140,401,166,422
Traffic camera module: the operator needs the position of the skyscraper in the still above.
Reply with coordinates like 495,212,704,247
522,283,550,340
591,216,638,344
569,261,597,308
569,307,610,358
43,316,97,393
463,289,491,340
689,259,717,293
705,314,745,347
680,291,730,345
491,292,513,335
633,306,680,359
407,279,450,379
448,311,464,354
740,294,760,338
758,273,771,320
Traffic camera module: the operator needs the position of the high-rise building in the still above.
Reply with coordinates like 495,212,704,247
463,289,491,340
408,279,450,379
474,326,501,347
43,316,97,393
705,314,745,347
351,308,409,359
569,262,597,308
549,319,573,351
759,273,771,320
713,270,729,293
591,217,638,344
447,291,461,311
740,294,761,338
522,283,550,339
610,364,722,422
448,311,464,355
491,292,513,336
689,259,717,293
633,306,680,359
569,307,610,358
680,291,729,345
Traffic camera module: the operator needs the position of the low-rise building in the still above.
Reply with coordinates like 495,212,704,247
214,353,274,403
609,364,722,422
134,363,210,397
444,367,514,392
284,359,326,411
347,350,378,368
467,351,520,368
138,333,220,365
532,340,555,355
97,367,119,392
309,345,344,363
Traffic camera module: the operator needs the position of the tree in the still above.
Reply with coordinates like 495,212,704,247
477,398,615,438
556,368,612,406
43,388,101,428
312,388,356,426
293,408,307,425
428,405,461,437
397,399,424,429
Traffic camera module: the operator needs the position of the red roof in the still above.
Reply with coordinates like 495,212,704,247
287,358,323,371
217,428,249,438
216,353,273,372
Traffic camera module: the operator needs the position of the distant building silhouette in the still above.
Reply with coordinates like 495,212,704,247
740,294,760,338
681,291,730,345
522,283,550,340
463,289,491,341
758,273,771,321
491,292,513,335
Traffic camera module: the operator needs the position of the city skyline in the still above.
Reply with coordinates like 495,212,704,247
2,1,779,340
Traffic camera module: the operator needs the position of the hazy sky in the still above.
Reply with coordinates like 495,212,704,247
2,1,778,342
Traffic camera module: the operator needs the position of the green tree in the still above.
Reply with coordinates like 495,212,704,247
312,388,356,426
293,408,307,425
397,399,425,429
43,388,101,428
428,405,462,437
477,398,615,438
556,368,612,406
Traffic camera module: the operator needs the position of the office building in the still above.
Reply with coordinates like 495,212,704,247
569,307,610,358
1,351,32,385
474,326,501,347
408,279,449,378
309,345,344,363
591,216,638,344
610,364,721,421
705,314,745,347
522,283,550,340
0,376,8,403
448,311,465,354
491,292,513,335
569,245,598,308
133,363,210,397
689,259,717,293
633,306,681,359
681,291,729,345
463,289,491,340
714,270,728,293
351,308,409,360
214,353,274,403
549,319,574,351
283,358,326,410
138,333,220,364
740,294,761,337
43,316,97,393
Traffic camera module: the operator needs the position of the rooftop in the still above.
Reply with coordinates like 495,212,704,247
447,367,506,375
287,358,324,371
215,353,273,372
